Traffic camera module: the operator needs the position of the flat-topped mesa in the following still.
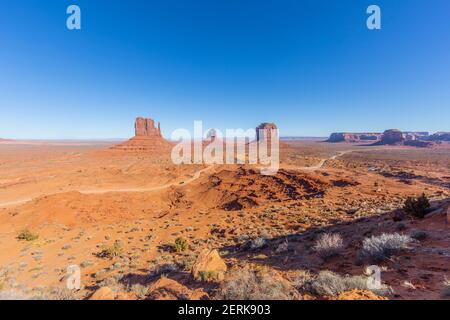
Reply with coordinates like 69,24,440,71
327,132,382,143
428,132,450,142
111,117,172,153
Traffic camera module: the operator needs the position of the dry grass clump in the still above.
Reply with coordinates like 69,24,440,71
313,233,344,259
301,271,376,297
215,267,297,300
359,233,412,262
17,229,39,242
96,242,123,259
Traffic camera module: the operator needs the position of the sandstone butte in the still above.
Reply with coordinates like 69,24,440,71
111,117,173,153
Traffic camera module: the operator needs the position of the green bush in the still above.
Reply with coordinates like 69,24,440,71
174,237,188,252
403,194,430,219
17,229,39,241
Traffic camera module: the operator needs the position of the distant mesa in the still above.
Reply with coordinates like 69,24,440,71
326,129,450,148
326,132,382,143
111,117,173,152
428,132,450,142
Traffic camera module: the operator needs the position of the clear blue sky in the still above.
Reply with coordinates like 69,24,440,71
1,0,449,139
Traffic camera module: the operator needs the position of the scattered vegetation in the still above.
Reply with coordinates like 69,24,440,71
45,287,79,300
16,229,39,242
177,254,197,271
96,242,123,259
359,233,412,262
313,233,344,259
248,237,267,250
199,271,220,282
129,284,149,299
174,237,189,252
215,267,296,300
0,291,28,300
403,194,430,219
301,271,383,297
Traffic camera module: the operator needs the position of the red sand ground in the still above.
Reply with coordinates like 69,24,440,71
0,139,449,300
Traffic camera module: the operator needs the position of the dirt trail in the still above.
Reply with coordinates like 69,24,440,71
0,166,214,208
0,148,391,208
299,150,350,171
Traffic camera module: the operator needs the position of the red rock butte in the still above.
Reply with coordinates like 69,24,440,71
111,117,173,153
256,123,278,143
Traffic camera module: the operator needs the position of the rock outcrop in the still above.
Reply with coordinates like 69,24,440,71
111,117,173,153
327,133,382,143
191,249,227,282
89,287,115,300
147,277,208,300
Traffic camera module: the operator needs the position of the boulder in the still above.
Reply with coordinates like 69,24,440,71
89,287,115,300
147,277,208,300
191,249,227,282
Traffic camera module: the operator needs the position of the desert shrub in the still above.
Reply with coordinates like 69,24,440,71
410,230,428,241
129,284,149,299
149,262,178,276
287,270,314,290
360,233,412,262
403,194,430,219
247,237,267,250
174,237,189,252
17,229,39,242
305,271,371,297
199,271,220,282
275,240,289,253
177,254,197,271
215,267,296,300
313,233,344,259
442,277,450,299
97,242,123,259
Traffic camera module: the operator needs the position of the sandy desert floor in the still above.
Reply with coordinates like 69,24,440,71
0,140,449,300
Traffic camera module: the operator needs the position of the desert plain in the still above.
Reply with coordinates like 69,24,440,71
0,124,449,300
